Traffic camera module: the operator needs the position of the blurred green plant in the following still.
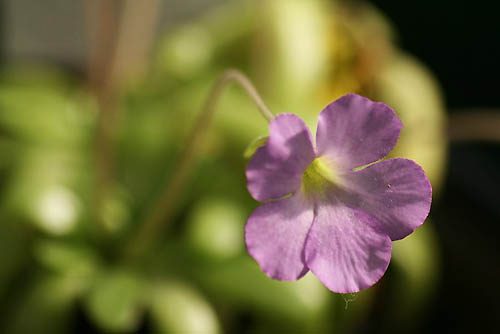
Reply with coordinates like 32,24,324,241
0,0,445,333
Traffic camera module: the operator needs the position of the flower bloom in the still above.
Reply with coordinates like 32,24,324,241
245,93,432,293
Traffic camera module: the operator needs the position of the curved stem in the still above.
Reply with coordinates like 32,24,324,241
125,69,273,258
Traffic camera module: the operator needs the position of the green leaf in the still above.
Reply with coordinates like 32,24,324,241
4,275,81,334
390,222,440,322
149,280,220,334
0,86,93,147
3,148,84,236
375,52,447,194
186,197,245,261
199,257,330,327
85,269,144,333
34,240,100,277
0,222,31,297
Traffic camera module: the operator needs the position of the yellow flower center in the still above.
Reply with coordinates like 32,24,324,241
302,157,342,198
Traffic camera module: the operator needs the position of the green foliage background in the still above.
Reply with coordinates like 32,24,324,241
0,1,446,333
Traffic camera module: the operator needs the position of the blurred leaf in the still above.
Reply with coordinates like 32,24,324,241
390,221,440,322
98,185,132,233
32,185,81,235
261,0,331,106
0,85,93,147
157,25,215,79
0,138,20,170
186,197,245,261
0,65,76,89
0,222,30,297
84,269,144,333
149,280,220,334
199,257,330,326
35,240,100,278
114,96,180,210
2,147,84,235
375,52,447,194
3,274,80,334
155,0,257,80
117,100,176,160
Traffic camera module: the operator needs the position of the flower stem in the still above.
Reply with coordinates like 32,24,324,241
87,0,119,232
125,69,273,258
87,0,161,233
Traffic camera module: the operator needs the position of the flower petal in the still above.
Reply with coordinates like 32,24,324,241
304,203,392,293
245,193,314,280
342,158,432,241
246,114,315,201
316,93,402,169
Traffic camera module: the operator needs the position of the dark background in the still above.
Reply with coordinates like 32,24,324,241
371,0,500,331
372,0,500,109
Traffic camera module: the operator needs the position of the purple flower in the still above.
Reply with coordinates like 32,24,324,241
245,93,432,293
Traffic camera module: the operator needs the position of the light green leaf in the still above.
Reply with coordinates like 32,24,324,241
375,52,447,194
186,197,245,260
85,269,144,333
200,257,330,327
34,240,100,278
149,280,220,334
